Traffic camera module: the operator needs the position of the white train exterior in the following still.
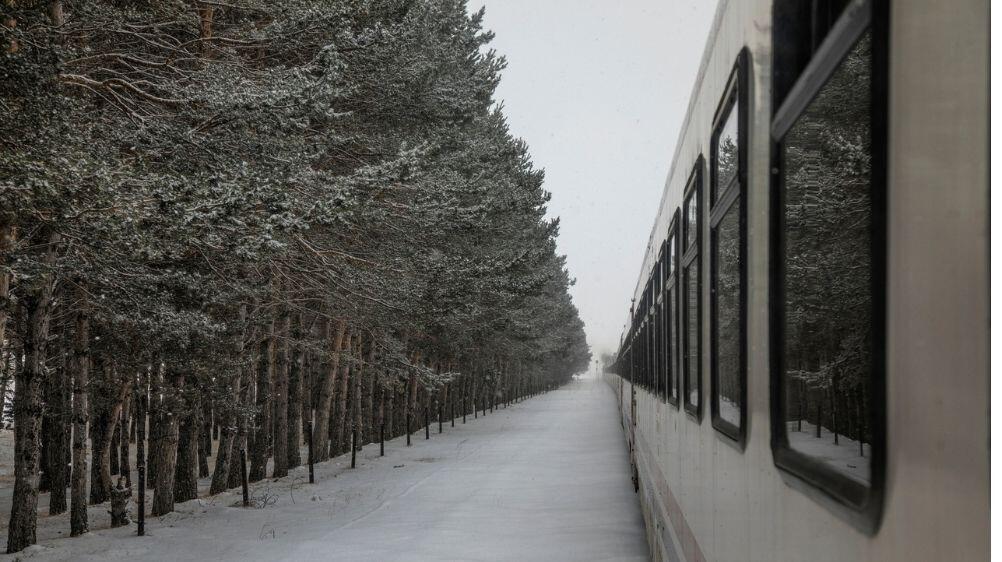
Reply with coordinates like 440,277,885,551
607,1,988,561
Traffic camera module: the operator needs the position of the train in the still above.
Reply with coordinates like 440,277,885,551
605,1,988,560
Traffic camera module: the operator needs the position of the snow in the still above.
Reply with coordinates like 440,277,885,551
717,396,739,426
787,421,871,485
0,379,649,561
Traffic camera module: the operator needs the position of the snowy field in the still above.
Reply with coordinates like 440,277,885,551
0,378,649,561
788,421,871,484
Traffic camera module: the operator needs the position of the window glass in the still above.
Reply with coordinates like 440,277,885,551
714,200,742,427
714,103,739,200
781,32,873,484
656,300,665,399
666,232,677,403
668,284,678,402
709,57,746,440
685,193,697,250
684,264,700,410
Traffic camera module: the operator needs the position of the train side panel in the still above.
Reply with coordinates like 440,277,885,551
610,0,988,561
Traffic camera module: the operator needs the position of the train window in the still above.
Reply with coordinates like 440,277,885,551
770,0,886,529
649,285,658,397
656,245,667,400
709,51,749,444
712,106,738,204
684,192,697,250
647,282,655,393
681,159,702,419
772,0,852,109
666,213,680,407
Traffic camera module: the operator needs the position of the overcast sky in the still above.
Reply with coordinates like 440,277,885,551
468,0,719,359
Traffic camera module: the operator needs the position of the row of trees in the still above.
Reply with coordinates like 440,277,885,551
0,0,590,553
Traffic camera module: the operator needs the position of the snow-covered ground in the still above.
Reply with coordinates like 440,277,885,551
0,378,649,561
787,421,871,485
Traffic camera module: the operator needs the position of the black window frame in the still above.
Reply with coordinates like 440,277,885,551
649,282,656,394
681,157,703,420
666,211,681,408
768,0,888,534
655,242,667,401
646,277,655,394
709,50,751,447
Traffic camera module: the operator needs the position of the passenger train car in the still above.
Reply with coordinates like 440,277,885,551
606,1,988,560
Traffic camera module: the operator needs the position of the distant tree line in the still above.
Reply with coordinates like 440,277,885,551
0,0,590,552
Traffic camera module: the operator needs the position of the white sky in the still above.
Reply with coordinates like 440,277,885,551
469,0,719,358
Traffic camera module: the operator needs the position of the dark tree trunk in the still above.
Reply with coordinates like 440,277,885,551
386,386,394,441
287,313,303,469
405,369,417,445
272,312,290,478
313,320,347,462
70,298,90,537
136,369,148,536
109,414,121,476
119,393,132,486
333,333,353,455
211,306,246,494
173,400,198,503
198,398,210,479
353,336,363,449
147,365,165,491
210,380,239,494
7,282,55,553
45,327,69,514
815,397,823,438
249,323,274,483
377,385,385,454
364,343,375,445
90,362,129,506
151,369,183,516
228,344,254,491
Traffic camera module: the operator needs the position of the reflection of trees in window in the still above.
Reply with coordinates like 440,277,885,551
685,265,699,408
656,299,664,398
782,33,872,484
668,282,678,401
685,195,697,249
715,107,738,200
714,201,741,426
667,232,678,403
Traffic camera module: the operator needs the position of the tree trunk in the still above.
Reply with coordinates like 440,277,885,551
249,321,274,483
228,342,254,491
353,336,363,449
119,393,132,486
364,342,375,444
210,378,239,494
173,397,198,503
287,313,304,469
312,319,347,462
109,414,121,476
7,233,57,554
70,298,90,537
211,306,246,494
406,369,418,443
90,362,130,506
0,225,13,389
45,327,69,514
386,386,394,441
151,369,183,516
146,365,166,491
333,334,354,455
272,311,290,478
198,398,210,479
135,368,148,535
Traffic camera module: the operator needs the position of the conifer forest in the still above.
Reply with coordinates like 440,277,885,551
0,0,591,555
